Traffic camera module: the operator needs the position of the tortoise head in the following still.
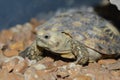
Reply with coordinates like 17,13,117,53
36,30,72,54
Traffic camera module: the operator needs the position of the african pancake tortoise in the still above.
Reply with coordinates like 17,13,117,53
19,8,120,65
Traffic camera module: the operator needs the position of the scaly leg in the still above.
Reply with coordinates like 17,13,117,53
70,39,89,65
19,41,43,61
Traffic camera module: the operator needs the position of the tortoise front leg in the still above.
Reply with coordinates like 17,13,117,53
19,41,43,61
70,39,89,65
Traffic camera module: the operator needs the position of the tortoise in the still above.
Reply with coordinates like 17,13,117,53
19,7,120,65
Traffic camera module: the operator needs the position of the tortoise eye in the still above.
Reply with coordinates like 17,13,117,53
44,34,50,39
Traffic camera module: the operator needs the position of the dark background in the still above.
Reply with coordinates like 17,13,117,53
0,0,101,30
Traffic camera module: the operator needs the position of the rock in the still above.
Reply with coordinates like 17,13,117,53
9,41,24,51
24,68,39,80
0,30,13,43
4,49,18,57
36,57,55,69
0,43,5,50
2,57,19,72
31,63,46,70
56,63,82,79
87,62,101,69
0,68,8,80
73,75,92,80
0,53,8,66
98,59,117,65
103,61,120,70
0,68,24,80
38,57,54,65
11,23,34,45
13,59,28,73
57,69,69,79
54,60,67,67
36,70,57,80
111,71,120,77
5,73,24,80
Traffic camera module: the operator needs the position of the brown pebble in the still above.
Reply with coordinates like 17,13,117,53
0,30,13,43
2,58,19,72
4,49,18,57
57,71,69,78
111,71,120,77
54,60,68,67
6,73,24,80
36,70,57,80
0,68,8,80
98,59,117,65
13,59,28,73
9,41,24,51
74,75,92,80
24,68,38,80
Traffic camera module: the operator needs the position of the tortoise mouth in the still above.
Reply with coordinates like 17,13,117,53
36,37,50,48
37,37,46,44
